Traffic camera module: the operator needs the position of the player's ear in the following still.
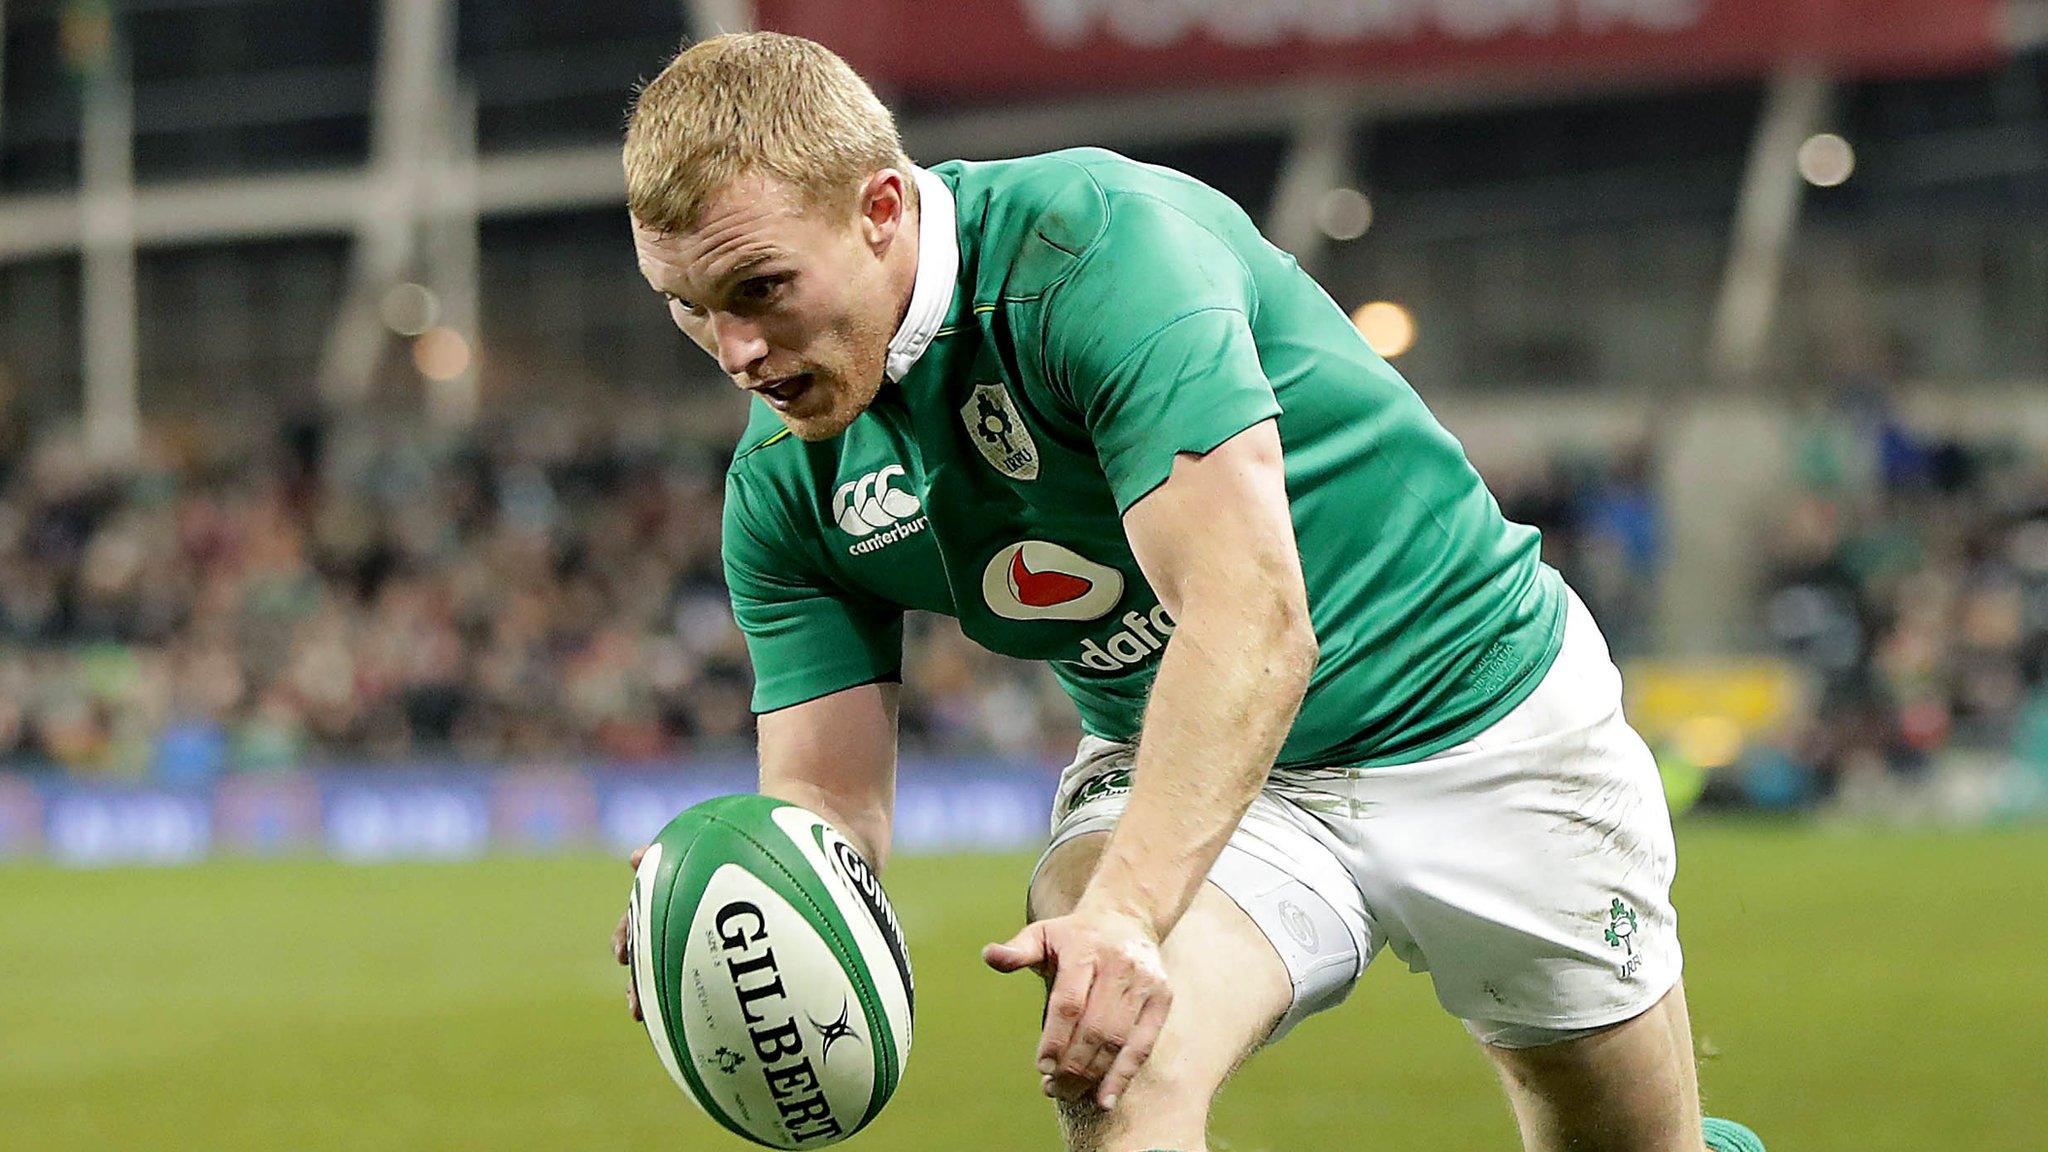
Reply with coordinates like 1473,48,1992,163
856,168,907,252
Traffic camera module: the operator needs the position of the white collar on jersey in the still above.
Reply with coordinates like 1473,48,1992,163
884,166,959,383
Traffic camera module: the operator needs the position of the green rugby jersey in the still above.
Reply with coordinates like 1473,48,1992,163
723,148,1565,771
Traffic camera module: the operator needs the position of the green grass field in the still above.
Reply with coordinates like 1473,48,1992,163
4,822,2044,1150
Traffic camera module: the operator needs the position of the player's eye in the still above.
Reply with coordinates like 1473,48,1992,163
737,275,789,305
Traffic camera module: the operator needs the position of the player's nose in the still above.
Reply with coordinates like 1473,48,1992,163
711,313,769,379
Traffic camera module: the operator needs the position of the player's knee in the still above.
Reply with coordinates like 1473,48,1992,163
1054,1069,1210,1152
1055,1094,1114,1152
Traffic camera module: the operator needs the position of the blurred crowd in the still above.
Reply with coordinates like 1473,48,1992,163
1760,388,2048,798
6,387,2047,793
0,410,1077,777
1494,444,1663,659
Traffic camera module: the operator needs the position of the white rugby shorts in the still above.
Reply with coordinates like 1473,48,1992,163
1032,586,1681,1047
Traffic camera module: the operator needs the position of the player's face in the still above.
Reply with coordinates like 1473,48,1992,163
632,172,907,442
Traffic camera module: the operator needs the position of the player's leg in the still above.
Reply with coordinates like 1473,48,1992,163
1027,830,1289,1152
1028,738,1371,1152
1335,586,1764,1152
1480,981,1705,1152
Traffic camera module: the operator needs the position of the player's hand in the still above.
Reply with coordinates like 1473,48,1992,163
982,901,1173,1111
612,845,649,1021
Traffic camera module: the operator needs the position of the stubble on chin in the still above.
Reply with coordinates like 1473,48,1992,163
784,413,844,442
782,388,860,441
789,366,885,441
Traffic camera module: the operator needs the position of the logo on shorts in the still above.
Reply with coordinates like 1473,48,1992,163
981,541,1124,621
962,381,1039,480
1068,765,1134,812
1278,901,1320,951
1603,898,1641,980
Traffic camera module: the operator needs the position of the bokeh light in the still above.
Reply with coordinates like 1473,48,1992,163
1316,187,1374,241
412,326,471,381
1797,133,1855,187
379,283,441,336
1350,300,1416,358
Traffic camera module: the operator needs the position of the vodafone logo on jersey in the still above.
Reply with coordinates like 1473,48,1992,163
1073,604,1178,672
981,541,1125,622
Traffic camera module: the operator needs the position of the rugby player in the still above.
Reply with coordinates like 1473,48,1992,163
609,31,1766,1152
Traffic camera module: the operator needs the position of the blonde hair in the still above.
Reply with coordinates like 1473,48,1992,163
624,32,912,234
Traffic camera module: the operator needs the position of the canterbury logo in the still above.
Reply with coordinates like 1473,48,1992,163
833,465,923,537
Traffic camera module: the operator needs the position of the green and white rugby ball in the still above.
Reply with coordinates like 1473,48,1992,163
629,794,914,1148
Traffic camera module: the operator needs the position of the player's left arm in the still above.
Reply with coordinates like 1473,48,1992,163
1090,416,1316,936
985,421,1316,1107
983,187,1317,1110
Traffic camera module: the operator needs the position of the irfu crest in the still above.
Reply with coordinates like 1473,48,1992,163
961,381,1040,481
1603,898,1639,955
1603,897,1643,980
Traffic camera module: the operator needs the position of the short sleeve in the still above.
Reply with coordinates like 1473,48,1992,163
1040,198,1282,513
723,471,903,713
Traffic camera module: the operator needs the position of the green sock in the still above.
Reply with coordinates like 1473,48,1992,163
1703,1116,1767,1152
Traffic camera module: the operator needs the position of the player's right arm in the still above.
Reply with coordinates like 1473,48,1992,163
756,681,899,872
721,465,908,870
612,684,898,1022
614,465,907,1020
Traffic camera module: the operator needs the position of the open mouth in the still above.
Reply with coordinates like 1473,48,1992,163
755,374,813,411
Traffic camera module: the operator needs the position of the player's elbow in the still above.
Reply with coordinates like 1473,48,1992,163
1271,601,1320,697
1255,556,1318,693
1169,545,1317,697
1209,577,1318,697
